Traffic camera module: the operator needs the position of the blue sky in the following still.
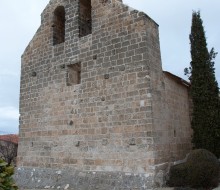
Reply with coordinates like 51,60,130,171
0,0,219,134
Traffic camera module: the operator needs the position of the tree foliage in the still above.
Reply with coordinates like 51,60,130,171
0,159,18,190
185,11,220,157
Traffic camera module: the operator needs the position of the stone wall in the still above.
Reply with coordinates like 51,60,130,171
163,72,192,162
16,0,192,189
15,168,154,189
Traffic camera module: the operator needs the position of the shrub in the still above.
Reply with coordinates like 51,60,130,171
0,159,18,190
167,149,220,189
188,161,219,188
187,149,219,163
167,162,189,187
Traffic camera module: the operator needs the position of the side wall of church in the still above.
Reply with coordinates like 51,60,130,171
163,73,192,161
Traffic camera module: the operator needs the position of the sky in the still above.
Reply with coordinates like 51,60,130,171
0,0,219,134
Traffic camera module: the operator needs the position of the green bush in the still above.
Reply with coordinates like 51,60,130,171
188,161,219,188
167,149,220,189
168,163,189,187
0,159,18,190
187,149,219,163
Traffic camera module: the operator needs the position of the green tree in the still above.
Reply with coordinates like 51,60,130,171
185,11,220,157
0,159,18,190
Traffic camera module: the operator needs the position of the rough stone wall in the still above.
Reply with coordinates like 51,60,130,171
16,0,192,189
163,73,192,161
15,168,154,189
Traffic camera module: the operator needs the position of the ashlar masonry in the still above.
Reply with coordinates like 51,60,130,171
15,0,192,189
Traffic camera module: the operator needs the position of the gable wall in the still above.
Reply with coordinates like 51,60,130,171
18,0,160,172
16,0,191,189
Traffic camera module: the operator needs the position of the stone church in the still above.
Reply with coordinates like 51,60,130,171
15,0,192,189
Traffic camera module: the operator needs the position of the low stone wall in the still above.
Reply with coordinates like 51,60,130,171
14,167,154,189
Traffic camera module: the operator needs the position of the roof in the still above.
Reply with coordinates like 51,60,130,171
0,134,19,144
163,71,190,88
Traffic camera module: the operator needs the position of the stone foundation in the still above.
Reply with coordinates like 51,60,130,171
14,167,154,189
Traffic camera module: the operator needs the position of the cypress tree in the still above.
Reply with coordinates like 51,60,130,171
185,11,220,157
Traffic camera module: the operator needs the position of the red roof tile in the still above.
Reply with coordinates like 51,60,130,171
0,134,18,144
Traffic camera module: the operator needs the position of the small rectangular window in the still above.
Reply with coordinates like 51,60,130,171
67,63,81,86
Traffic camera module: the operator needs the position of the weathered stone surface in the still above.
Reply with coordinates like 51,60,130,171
16,0,192,189
15,167,154,189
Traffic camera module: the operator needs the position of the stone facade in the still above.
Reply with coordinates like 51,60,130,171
15,0,192,189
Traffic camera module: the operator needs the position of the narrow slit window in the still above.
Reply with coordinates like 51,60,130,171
52,6,65,45
79,0,92,37
67,63,81,86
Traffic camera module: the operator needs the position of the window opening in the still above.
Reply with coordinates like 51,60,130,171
79,0,92,37
52,6,65,45
67,63,81,86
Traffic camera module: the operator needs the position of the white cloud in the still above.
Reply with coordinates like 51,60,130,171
0,106,19,120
